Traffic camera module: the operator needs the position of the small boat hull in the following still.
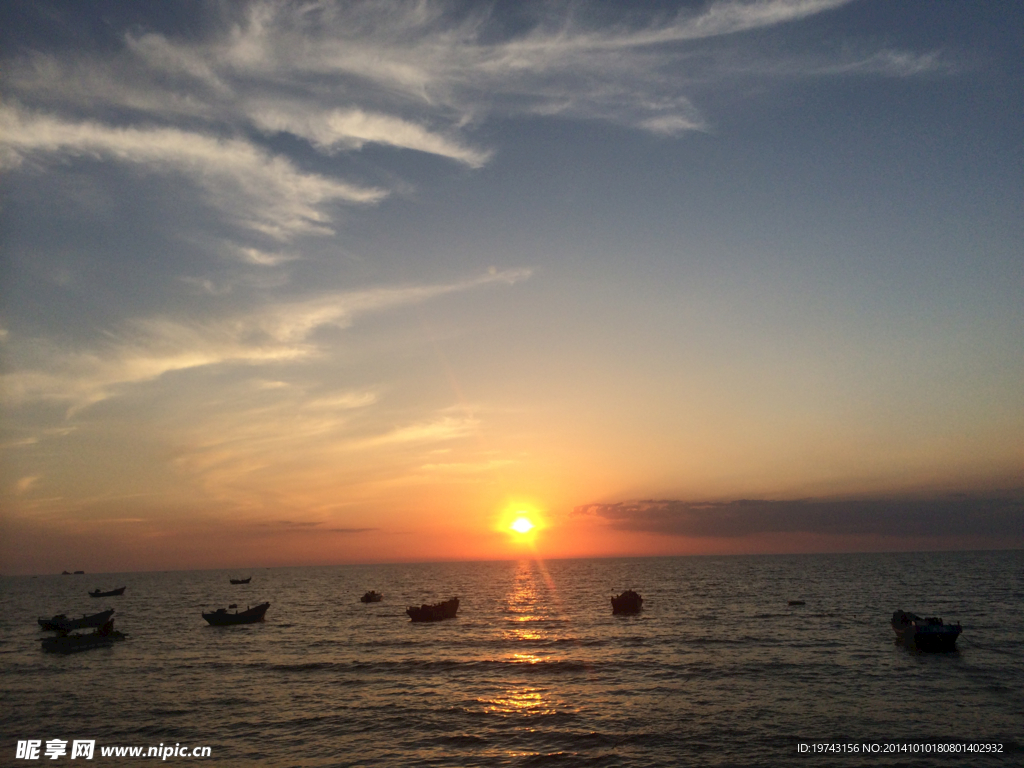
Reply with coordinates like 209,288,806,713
612,590,643,615
89,587,126,597
40,620,126,654
360,591,383,603
230,577,251,584
892,610,961,651
38,609,115,632
406,597,459,622
203,602,270,626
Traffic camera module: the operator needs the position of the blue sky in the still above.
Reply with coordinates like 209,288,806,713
1,1,1022,573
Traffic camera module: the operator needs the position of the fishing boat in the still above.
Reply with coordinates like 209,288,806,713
202,602,270,626
611,590,643,615
89,586,126,597
891,610,961,651
38,609,115,632
40,619,126,654
229,577,251,584
360,590,383,603
406,597,459,622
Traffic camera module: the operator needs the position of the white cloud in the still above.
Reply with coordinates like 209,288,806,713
664,0,852,42
639,114,706,136
248,104,492,167
1,0,898,164
822,50,946,77
230,246,301,267
0,104,387,240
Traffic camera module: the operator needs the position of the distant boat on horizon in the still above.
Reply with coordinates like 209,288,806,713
229,577,251,584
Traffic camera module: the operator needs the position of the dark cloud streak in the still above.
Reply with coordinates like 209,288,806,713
265,521,377,534
574,494,1024,540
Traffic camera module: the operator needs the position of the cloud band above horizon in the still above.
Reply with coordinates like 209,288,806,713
574,496,1024,542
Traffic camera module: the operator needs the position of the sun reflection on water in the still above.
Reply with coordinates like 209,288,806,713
479,560,573,721
483,685,558,717
502,560,551,641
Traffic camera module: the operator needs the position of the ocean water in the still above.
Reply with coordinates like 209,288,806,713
1,551,1022,767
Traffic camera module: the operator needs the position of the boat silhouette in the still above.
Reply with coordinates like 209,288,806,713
406,597,459,622
611,590,643,615
38,609,115,632
202,602,270,626
89,587,126,597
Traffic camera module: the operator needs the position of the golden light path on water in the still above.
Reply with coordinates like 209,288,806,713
483,554,577,728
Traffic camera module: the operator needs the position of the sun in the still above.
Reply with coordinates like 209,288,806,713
497,503,545,548
510,516,535,535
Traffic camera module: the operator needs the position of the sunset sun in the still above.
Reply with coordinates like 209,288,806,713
510,516,534,535
497,504,545,548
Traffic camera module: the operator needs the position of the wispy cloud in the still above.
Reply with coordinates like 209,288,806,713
229,246,302,267
0,268,532,413
820,50,947,77
0,0,945,277
2,0,931,165
247,104,493,168
0,104,386,240
358,416,479,448
163,403,484,514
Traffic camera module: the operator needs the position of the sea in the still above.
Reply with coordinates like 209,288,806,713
1,551,1022,767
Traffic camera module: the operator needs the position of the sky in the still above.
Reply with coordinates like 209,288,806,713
1,0,1022,575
